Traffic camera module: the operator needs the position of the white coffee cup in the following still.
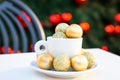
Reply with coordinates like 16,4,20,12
34,37,83,57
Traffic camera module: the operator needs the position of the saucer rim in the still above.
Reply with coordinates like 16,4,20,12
30,61,99,75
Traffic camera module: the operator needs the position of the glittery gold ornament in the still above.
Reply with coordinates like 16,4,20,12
55,23,69,33
52,32,67,38
53,54,70,71
81,49,95,68
66,24,83,38
36,52,54,70
71,55,88,71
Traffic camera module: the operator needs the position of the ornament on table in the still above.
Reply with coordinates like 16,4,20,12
66,24,83,38
101,45,108,51
61,12,72,23
81,49,95,68
104,24,115,35
114,13,120,23
36,52,54,70
49,14,61,26
53,54,70,71
17,10,31,29
79,22,90,34
75,0,87,6
71,55,88,71
114,25,120,35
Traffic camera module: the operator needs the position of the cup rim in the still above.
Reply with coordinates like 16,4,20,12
47,36,83,40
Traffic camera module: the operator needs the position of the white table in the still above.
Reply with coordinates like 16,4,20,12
0,48,120,80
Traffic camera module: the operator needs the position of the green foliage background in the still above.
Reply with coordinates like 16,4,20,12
22,0,120,55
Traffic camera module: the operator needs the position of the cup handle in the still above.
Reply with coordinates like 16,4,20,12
34,40,47,54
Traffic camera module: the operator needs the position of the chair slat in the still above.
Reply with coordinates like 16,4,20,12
0,12,19,53
0,1,46,53
7,5,37,45
0,16,9,53
8,0,45,40
3,9,28,52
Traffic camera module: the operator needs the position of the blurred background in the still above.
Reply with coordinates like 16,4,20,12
0,0,120,55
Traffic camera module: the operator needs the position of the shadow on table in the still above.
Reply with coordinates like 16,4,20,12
0,67,99,80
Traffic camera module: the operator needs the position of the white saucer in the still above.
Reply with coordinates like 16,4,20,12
30,61,99,78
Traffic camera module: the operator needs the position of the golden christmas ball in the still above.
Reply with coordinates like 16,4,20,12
36,52,54,70
52,32,67,38
55,23,69,33
71,55,88,71
81,49,95,68
53,54,70,71
66,24,83,38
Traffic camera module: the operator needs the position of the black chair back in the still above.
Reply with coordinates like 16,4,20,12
0,0,45,53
